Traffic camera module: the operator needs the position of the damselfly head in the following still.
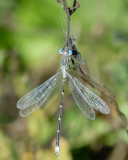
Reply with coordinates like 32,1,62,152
59,49,72,55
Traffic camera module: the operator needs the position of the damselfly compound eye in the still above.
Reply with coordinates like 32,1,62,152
59,49,63,54
68,50,72,55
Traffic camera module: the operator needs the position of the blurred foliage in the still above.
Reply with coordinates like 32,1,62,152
0,0,128,160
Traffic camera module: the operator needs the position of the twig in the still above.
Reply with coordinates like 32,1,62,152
62,0,70,49
68,0,80,15
57,0,80,49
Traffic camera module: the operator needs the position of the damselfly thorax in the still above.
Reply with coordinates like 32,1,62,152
60,49,71,78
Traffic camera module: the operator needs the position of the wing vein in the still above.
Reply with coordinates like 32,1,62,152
17,72,60,117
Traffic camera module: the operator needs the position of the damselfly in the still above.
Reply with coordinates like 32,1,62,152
17,48,110,156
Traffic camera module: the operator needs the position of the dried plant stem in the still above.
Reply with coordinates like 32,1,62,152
62,0,70,48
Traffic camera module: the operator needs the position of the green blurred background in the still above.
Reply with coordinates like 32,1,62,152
0,0,128,159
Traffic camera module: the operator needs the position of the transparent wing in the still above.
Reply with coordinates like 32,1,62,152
67,73,110,120
68,73,95,120
17,72,60,117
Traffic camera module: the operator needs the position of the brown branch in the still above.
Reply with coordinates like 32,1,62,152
68,0,80,15
62,0,70,49
57,0,80,49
